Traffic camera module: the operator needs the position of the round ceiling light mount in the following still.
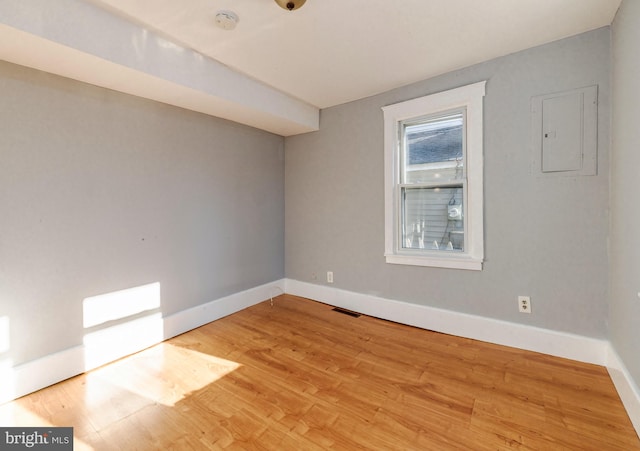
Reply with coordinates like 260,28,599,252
275,0,306,11
214,10,239,30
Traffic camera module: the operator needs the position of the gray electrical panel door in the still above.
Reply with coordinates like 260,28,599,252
531,85,598,176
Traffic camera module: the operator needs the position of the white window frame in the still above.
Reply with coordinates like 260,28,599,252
382,81,486,271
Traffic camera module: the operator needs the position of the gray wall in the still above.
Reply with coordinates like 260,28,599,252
286,28,610,338
0,61,284,366
611,0,640,386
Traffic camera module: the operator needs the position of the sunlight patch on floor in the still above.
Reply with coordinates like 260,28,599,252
0,403,95,450
86,342,241,407
0,402,54,428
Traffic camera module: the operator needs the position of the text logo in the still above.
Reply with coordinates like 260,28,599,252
0,428,73,450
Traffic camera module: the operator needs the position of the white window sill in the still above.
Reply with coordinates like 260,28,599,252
385,253,483,271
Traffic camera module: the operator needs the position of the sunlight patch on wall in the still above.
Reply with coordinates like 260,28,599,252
83,283,163,371
83,282,161,328
0,316,9,354
86,342,241,407
0,357,14,405
0,317,13,403
83,313,164,371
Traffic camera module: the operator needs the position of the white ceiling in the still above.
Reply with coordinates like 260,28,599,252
88,0,621,108
0,0,622,135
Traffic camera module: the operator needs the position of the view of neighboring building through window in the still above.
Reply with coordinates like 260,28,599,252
383,81,485,270
401,112,465,251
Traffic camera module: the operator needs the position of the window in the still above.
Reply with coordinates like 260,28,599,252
382,81,485,270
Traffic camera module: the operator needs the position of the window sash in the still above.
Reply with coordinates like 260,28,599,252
396,182,467,253
400,108,466,186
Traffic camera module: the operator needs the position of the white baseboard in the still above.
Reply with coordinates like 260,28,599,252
284,279,640,436
161,281,285,339
285,279,609,365
0,345,86,406
607,346,640,433
0,279,285,405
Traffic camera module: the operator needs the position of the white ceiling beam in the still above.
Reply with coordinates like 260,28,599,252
0,0,319,136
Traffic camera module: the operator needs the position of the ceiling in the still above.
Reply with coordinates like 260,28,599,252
86,0,621,107
0,0,622,135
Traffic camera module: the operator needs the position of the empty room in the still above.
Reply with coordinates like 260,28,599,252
0,0,639,449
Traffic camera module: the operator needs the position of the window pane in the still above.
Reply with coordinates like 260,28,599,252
401,186,464,251
403,112,464,184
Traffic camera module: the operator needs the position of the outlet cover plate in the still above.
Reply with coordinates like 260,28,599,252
518,296,531,313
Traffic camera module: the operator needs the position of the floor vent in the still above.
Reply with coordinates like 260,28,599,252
332,307,361,318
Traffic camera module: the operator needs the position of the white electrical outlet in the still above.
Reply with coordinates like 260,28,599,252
327,271,334,283
518,296,531,313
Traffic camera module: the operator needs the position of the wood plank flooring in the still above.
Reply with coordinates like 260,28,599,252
1,295,638,450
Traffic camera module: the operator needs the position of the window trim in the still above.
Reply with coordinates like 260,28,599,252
382,81,486,270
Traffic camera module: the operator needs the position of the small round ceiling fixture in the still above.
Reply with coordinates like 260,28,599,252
214,10,239,30
275,0,306,11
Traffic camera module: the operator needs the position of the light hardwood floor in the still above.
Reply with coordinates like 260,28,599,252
1,295,638,450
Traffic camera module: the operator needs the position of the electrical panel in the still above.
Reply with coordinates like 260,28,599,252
531,85,598,176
